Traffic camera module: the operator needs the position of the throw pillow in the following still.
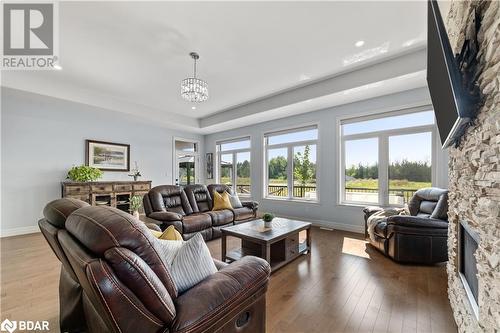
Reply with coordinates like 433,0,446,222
150,229,163,238
212,191,233,210
149,225,183,240
159,225,183,240
229,193,243,208
156,233,217,293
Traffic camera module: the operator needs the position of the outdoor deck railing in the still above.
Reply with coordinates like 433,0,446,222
231,184,418,204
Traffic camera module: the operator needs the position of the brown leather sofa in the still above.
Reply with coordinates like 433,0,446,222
363,188,449,264
39,199,271,333
143,184,258,240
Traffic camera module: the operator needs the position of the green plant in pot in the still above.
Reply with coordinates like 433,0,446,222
130,195,143,219
67,165,103,182
262,212,274,228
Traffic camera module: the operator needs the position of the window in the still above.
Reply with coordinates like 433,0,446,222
217,137,251,195
265,126,318,201
341,109,435,206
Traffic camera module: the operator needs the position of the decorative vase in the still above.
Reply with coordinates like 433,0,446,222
133,175,139,181
264,220,273,228
133,211,140,219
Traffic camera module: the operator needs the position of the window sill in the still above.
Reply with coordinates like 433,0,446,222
263,197,320,205
338,201,404,208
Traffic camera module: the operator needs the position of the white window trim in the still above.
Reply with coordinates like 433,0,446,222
173,137,200,185
338,108,438,207
216,136,252,197
263,124,320,203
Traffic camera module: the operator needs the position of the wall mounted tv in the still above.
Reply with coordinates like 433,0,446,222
427,0,481,148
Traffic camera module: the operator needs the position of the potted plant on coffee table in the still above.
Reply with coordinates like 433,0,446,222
262,212,275,228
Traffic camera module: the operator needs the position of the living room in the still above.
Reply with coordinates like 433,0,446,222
1,1,498,332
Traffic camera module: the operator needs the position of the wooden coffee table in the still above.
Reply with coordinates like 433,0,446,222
221,218,311,272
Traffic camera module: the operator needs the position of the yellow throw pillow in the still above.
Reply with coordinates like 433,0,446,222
150,229,163,238
212,191,233,211
160,225,184,240
150,225,183,241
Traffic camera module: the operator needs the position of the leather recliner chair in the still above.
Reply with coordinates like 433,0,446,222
38,198,90,332
143,184,258,240
363,188,449,264
39,198,164,332
184,184,235,239
207,184,258,223
43,199,270,333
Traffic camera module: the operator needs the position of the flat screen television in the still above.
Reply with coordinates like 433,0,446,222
427,0,479,148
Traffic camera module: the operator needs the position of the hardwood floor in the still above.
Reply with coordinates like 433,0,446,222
0,227,457,332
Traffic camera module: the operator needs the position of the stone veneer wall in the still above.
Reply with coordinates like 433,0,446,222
444,0,500,332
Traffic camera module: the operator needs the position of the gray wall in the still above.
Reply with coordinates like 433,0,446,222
204,87,449,232
1,88,203,236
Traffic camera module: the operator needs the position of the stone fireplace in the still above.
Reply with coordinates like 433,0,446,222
444,0,500,331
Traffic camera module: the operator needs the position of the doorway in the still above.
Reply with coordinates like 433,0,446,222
174,138,199,186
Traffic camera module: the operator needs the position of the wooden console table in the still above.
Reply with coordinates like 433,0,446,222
61,181,151,214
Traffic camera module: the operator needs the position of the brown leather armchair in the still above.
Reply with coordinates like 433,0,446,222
363,188,449,264
41,199,271,333
38,198,90,332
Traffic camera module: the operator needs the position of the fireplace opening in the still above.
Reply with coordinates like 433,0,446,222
458,221,479,319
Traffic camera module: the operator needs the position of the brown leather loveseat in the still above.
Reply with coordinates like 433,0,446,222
39,198,271,333
143,184,258,240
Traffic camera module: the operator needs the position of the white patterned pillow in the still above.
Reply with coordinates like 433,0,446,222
156,233,217,293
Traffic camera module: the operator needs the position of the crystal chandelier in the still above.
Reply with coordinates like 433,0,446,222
181,52,209,103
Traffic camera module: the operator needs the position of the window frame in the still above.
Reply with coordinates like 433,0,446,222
338,107,437,207
216,136,252,197
263,124,320,203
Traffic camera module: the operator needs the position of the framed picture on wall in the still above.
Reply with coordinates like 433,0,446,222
86,140,130,171
206,152,213,179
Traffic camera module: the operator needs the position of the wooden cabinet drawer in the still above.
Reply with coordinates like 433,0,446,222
91,184,113,193
66,194,90,203
134,191,148,197
133,183,150,191
114,184,132,192
65,185,89,195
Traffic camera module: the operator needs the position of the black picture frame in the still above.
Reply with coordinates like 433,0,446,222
85,139,130,172
206,152,213,179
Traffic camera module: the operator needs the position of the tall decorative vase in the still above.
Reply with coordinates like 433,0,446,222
133,211,140,219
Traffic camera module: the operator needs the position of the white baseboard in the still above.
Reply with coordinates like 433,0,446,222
0,225,40,238
277,214,364,234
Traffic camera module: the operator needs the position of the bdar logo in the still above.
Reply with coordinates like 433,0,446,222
0,319,17,333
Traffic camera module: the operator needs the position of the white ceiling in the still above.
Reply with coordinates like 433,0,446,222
1,1,431,133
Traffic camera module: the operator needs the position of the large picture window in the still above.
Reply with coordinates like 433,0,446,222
341,109,435,206
265,126,318,201
217,137,251,196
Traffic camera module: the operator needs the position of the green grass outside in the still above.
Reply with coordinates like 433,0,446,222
346,178,431,189
221,177,430,190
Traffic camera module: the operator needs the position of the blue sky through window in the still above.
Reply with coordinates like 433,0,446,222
343,111,434,136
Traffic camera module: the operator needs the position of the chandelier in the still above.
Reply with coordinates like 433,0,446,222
181,52,209,103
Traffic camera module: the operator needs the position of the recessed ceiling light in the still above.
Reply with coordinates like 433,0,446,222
191,106,196,110
53,64,62,70
355,40,365,47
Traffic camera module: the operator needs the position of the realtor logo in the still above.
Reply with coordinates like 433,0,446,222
1,2,59,69
0,319,16,333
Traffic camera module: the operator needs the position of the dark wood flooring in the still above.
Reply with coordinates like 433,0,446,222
0,227,457,332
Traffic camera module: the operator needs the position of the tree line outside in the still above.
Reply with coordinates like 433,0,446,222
346,160,431,190
220,147,431,191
